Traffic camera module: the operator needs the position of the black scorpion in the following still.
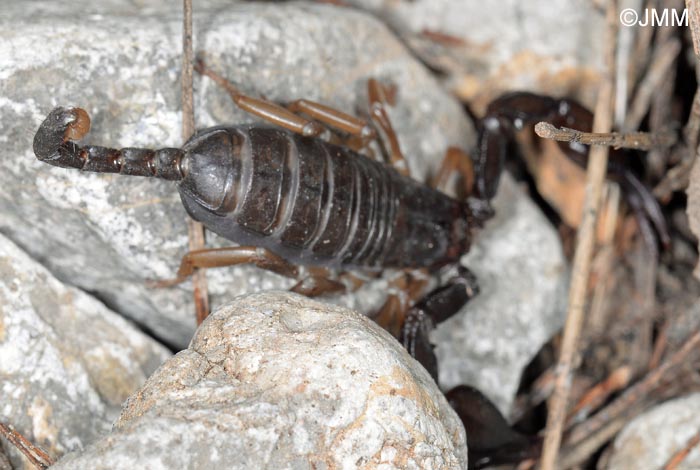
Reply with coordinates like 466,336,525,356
32,60,668,469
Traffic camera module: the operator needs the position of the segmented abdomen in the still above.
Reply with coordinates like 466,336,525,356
178,125,470,269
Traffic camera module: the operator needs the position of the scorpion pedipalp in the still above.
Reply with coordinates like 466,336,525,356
480,92,671,252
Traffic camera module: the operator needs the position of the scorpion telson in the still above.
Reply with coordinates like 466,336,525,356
33,63,669,469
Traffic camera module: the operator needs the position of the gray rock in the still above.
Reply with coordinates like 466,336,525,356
0,233,171,469
0,449,10,470
434,173,568,416
52,292,469,470
346,0,606,111
607,393,700,470
0,0,474,349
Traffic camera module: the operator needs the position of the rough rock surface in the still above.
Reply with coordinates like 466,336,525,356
606,393,700,470
434,173,568,416
346,0,606,111
1,0,474,349
52,292,469,470
0,234,171,469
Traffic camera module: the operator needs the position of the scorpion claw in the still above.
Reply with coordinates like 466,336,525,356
447,385,541,469
33,107,91,169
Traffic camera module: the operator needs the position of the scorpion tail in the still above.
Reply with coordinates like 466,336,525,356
33,107,184,181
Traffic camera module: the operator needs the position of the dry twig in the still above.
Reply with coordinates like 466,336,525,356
559,329,700,468
662,429,700,470
534,122,675,151
648,318,669,370
653,0,700,198
510,368,557,423
627,0,655,96
645,0,680,177
587,183,620,334
0,423,54,469
624,38,681,132
689,0,700,57
538,2,618,468
182,0,210,325
564,366,632,427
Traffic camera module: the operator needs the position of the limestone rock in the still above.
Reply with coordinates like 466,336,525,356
607,393,700,470
52,292,468,469
0,234,171,469
346,0,606,112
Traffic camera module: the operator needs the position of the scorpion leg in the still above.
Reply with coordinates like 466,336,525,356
294,269,379,297
372,270,430,337
195,58,325,138
367,78,411,176
290,267,349,297
286,80,400,162
150,246,300,287
433,145,495,223
400,266,479,381
197,59,406,170
433,146,476,197
286,99,377,151
152,245,348,297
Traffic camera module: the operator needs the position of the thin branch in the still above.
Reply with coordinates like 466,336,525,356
565,365,632,427
628,0,655,98
0,423,54,469
510,367,556,423
539,1,618,468
646,2,681,179
587,183,620,334
534,122,675,151
559,328,700,468
648,318,669,370
688,0,700,57
653,0,700,198
624,38,681,132
613,0,637,127
653,144,699,199
182,0,195,137
663,429,700,470
182,0,210,325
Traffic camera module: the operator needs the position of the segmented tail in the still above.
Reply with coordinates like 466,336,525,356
33,107,184,181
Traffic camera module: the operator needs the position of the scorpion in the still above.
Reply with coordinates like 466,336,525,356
32,59,668,469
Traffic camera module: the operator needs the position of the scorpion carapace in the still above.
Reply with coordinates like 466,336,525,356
33,107,476,271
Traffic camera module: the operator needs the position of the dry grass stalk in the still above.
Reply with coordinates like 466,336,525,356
182,0,210,324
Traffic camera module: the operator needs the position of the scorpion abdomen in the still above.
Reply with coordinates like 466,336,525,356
178,125,471,269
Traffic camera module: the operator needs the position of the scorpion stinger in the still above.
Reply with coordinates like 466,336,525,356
33,107,185,181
